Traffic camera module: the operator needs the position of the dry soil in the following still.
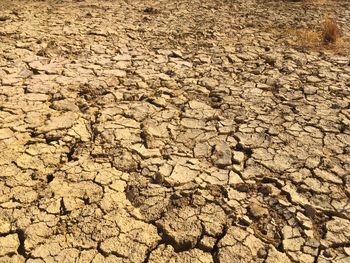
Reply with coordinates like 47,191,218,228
0,0,350,262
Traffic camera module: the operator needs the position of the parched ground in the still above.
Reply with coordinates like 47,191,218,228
0,0,349,262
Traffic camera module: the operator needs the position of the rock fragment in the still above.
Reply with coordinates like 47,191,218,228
325,217,350,244
0,234,20,256
0,128,13,140
166,164,199,185
211,141,232,168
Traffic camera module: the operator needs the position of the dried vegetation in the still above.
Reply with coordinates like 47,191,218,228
287,17,348,53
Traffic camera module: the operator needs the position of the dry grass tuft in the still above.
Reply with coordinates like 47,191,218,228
322,16,340,44
293,29,321,48
284,15,349,54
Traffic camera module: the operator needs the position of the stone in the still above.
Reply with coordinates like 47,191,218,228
112,54,132,61
131,144,161,158
303,85,317,95
0,128,13,140
257,248,268,259
266,246,292,263
198,236,216,250
233,151,245,164
248,202,269,218
103,69,126,77
0,234,20,256
156,207,202,251
38,112,77,133
314,169,343,184
166,164,199,185
216,226,265,262
148,245,213,263
283,237,304,251
0,217,11,234
325,217,350,244
51,100,79,112
211,141,232,168
306,76,321,83
228,171,244,184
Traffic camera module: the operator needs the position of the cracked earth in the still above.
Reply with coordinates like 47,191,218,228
0,0,350,262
